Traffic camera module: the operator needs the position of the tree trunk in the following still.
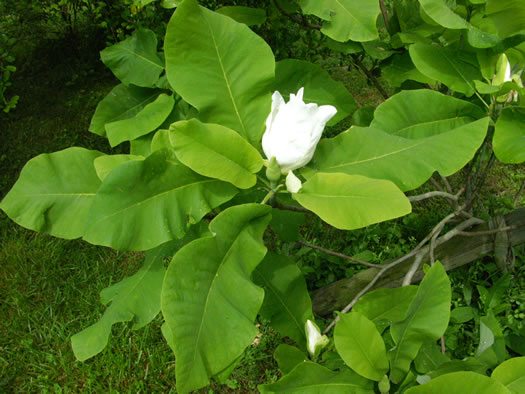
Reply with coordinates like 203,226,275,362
312,208,525,316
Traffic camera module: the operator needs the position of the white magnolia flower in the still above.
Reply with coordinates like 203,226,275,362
305,319,329,356
262,88,337,174
504,60,512,83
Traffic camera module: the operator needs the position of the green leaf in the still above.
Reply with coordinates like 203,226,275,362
169,119,263,189
294,173,412,230
273,59,358,126
492,357,525,393
100,29,164,87
413,341,450,374
382,53,436,88
161,204,271,393
71,242,176,361
334,312,389,381
309,119,488,192
486,0,525,38
450,306,475,323
165,0,274,146
83,149,238,251
353,286,418,328
371,89,486,138
89,84,162,137
409,44,483,96
151,129,172,152
405,371,511,394
0,148,103,239
389,262,451,383
417,0,469,29
299,0,380,42
274,344,308,375
259,362,374,393
93,154,144,181
215,6,266,26
493,107,525,164
106,93,174,147
269,209,305,242
253,253,314,350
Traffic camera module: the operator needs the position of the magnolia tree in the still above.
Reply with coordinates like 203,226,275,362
2,0,525,392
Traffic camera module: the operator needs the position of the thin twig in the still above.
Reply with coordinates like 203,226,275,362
430,176,445,192
441,175,453,194
299,240,384,268
408,191,458,202
402,252,424,286
271,0,322,30
351,54,390,100
273,201,310,213
379,0,390,34
441,336,446,354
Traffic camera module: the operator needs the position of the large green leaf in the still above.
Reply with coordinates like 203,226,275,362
83,149,238,251
294,173,411,230
493,107,525,164
253,253,314,350
308,119,488,191
71,242,176,361
89,84,162,137
382,53,436,88
274,344,308,375
371,90,486,138
100,29,164,87
215,6,266,26
273,59,357,126
164,0,274,146
259,362,374,393
169,119,263,189
299,0,380,42
161,204,271,393
0,148,103,239
417,0,468,29
334,312,389,381
353,286,418,327
389,263,451,383
486,0,525,38
409,44,483,96
405,372,511,394
106,93,174,147
492,357,525,393
93,154,144,181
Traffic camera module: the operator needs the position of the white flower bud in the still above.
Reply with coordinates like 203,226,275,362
262,88,337,173
285,171,302,193
305,319,329,356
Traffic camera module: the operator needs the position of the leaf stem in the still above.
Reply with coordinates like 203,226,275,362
260,190,275,205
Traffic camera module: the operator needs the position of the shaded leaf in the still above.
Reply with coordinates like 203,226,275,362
216,6,266,26
405,371,511,394
493,107,525,164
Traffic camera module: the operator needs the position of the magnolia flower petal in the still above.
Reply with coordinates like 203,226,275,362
305,319,329,356
505,60,512,83
286,171,302,193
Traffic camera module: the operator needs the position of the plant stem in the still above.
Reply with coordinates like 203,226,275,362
260,190,275,205
351,55,390,100
379,0,391,34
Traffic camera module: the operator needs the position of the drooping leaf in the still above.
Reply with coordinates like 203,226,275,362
83,149,238,251
382,53,436,88
299,0,380,42
371,89,486,138
71,241,176,361
294,173,412,230
389,263,452,383
105,93,174,147
274,344,308,375
492,357,525,393
215,6,266,26
309,119,488,191
409,44,483,96
353,286,419,328
413,341,450,374
0,148,103,239
269,209,305,242
259,362,374,393
164,0,274,146
486,0,525,39
334,312,389,381
405,371,511,394
89,84,162,137
253,253,314,350
93,154,144,181
100,29,164,87
493,107,525,164
417,0,469,29
161,204,271,393
273,59,358,125
169,119,263,189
